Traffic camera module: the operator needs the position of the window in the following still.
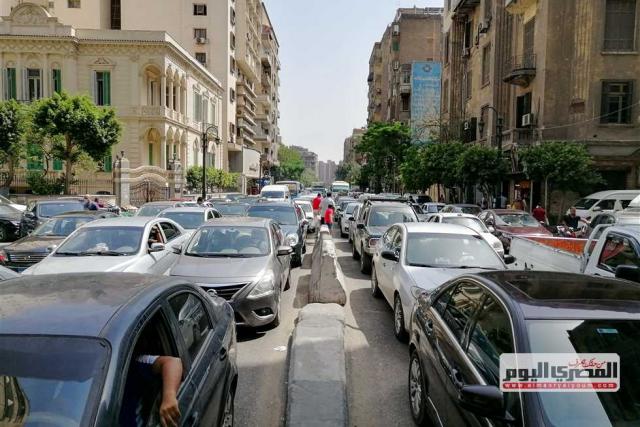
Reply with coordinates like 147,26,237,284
516,92,532,128
230,7,236,25
467,295,513,386
401,64,411,84
5,68,17,100
392,41,400,51
604,0,637,51
52,69,62,94
193,141,198,165
169,293,211,360
601,81,634,124
68,0,80,8
523,18,535,58
110,0,121,29
193,3,207,15
444,32,450,64
230,88,236,103
598,234,640,272
26,144,44,170
27,68,41,101
230,56,236,75
230,32,236,50
480,105,489,138
94,71,111,106
193,91,203,121
465,70,472,100
482,44,491,85
195,52,207,66
441,282,483,341
464,19,473,49
401,93,410,111
194,28,207,39
102,154,112,172
159,221,181,241
148,143,153,165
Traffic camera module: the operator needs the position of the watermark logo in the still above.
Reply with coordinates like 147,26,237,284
500,353,619,392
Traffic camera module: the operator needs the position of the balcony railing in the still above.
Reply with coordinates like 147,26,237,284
503,53,536,86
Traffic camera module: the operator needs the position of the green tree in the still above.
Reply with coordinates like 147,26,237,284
420,141,466,199
400,145,431,192
456,144,507,200
334,163,351,181
0,100,28,189
300,169,317,187
272,145,305,181
186,165,203,191
32,92,121,193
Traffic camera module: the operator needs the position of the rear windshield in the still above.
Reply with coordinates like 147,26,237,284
137,204,172,217
261,191,286,199
212,204,249,216
574,198,598,209
38,202,84,218
159,211,205,229
0,336,109,425
367,207,417,226
248,205,297,225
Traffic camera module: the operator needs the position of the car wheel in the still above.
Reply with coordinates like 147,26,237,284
352,240,360,260
394,295,408,342
360,246,371,274
220,384,235,427
409,350,431,426
371,266,382,298
0,225,7,242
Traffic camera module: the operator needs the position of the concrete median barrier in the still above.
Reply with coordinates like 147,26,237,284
286,303,347,427
309,225,347,305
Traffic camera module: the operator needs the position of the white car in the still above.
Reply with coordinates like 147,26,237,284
294,200,315,232
371,222,512,341
340,202,360,238
22,217,190,275
428,212,505,256
0,194,26,212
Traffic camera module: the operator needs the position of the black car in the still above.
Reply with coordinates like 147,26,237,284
409,270,640,427
20,198,85,236
0,273,237,426
352,200,418,274
0,204,22,242
1,210,116,272
247,202,307,267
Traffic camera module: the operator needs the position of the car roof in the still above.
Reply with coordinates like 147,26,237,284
141,201,178,206
402,222,479,235
488,209,527,214
82,216,156,227
52,210,111,218
36,199,84,204
160,207,212,213
368,201,411,208
474,271,640,319
583,190,640,199
437,213,481,219
249,202,294,208
0,273,183,337
447,204,479,207
201,216,271,227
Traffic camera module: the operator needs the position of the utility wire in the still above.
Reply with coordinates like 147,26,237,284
538,100,640,131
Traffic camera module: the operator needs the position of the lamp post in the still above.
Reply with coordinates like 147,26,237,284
202,123,220,201
478,107,504,208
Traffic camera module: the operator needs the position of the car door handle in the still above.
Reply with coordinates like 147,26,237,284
219,347,228,361
450,367,464,390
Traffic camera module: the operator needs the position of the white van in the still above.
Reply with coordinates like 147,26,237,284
573,190,640,219
260,184,290,201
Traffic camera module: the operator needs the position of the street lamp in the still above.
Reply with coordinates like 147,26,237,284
201,123,220,201
478,106,504,207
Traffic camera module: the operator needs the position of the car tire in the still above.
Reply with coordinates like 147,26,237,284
352,240,360,260
409,349,431,426
394,295,409,342
220,383,235,427
348,233,352,244
360,246,371,274
371,266,382,298
0,225,7,242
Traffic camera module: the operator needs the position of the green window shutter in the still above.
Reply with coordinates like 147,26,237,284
103,71,111,105
52,69,62,93
148,143,154,165
103,154,112,172
7,68,17,100
392,41,399,51
53,158,63,171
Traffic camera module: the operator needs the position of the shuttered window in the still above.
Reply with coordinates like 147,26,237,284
94,71,111,106
52,69,62,94
523,18,535,57
604,0,637,51
5,68,16,100
601,81,634,124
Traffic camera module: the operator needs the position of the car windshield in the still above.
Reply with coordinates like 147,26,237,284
38,202,84,218
159,211,205,229
296,203,313,215
0,336,108,426
185,226,270,257
213,204,248,216
528,319,640,426
425,204,443,213
411,204,424,214
497,212,540,227
368,207,417,226
405,233,503,269
55,226,143,256
137,204,172,217
574,198,599,209
459,206,481,215
0,204,19,215
442,217,488,234
248,206,297,225
34,216,94,237
261,191,285,199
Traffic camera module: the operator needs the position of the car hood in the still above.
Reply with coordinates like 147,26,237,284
4,235,64,253
23,255,139,275
1,211,22,222
280,225,300,236
367,226,389,236
170,255,269,282
497,225,551,235
406,266,488,292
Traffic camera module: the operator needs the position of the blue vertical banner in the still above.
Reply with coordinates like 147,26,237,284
410,62,441,143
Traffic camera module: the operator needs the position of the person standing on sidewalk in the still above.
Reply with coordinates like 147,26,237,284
324,204,335,231
312,193,322,228
319,192,335,225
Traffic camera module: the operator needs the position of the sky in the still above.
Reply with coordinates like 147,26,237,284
264,0,444,163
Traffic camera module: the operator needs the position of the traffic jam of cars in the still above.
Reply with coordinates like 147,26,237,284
1,187,640,426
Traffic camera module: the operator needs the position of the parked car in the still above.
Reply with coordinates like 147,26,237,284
408,203,430,222
427,213,505,256
169,217,293,327
260,184,290,201
335,198,357,223
211,202,251,217
0,204,22,242
136,201,187,217
347,203,363,244
352,200,419,274
0,193,26,211
0,210,117,272
340,202,360,238
422,202,445,215
0,272,237,426
573,189,640,220
0,265,18,281
479,208,552,252
19,198,85,237
22,217,189,275
158,207,221,230
440,204,482,216
247,202,307,267
372,223,511,341
408,270,640,426
294,199,316,232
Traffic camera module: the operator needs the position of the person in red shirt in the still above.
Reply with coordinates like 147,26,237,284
324,204,335,231
532,204,547,224
312,193,322,228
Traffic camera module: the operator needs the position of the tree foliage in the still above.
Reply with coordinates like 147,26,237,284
32,92,121,193
271,145,305,182
334,163,350,181
186,166,239,192
0,100,28,188
456,144,508,198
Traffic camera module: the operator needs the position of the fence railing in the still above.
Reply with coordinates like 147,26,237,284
1,169,113,195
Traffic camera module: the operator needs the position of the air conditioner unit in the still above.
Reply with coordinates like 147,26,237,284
196,37,208,44
393,61,400,70
522,113,533,127
392,24,400,35
462,47,471,58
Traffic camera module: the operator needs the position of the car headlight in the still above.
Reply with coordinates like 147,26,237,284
493,241,503,250
286,233,299,247
368,238,379,248
410,286,426,299
248,272,275,300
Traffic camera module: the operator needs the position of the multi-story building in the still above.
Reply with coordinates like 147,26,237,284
367,7,443,125
343,127,366,164
0,1,223,173
441,0,640,192
291,145,318,178
317,160,337,185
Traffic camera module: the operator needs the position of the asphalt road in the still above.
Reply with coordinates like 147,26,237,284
235,229,413,426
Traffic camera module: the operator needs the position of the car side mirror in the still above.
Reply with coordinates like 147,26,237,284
206,289,218,298
381,250,399,262
503,254,516,265
348,216,355,221
592,206,602,212
149,242,165,253
24,212,35,219
46,244,57,253
458,385,505,419
277,245,294,256
357,223,365,230
615,265,640,283
488,226,496,234
171,244,182,254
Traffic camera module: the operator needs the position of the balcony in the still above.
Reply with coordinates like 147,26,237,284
503,54,536,86
452,0,480,16
237,128,256,146
503,128,535,149
261,47,273,69
505,0,537,15
238,118,257,136
400,83,411,94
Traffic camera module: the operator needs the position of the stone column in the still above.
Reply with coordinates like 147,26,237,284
115,156,131,208
168,80,174,110
160,136,167,169
175,82,181,114
160,74,167,107
42,54,49,98
16,53,23,101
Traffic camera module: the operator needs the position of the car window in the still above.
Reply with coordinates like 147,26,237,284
382,227,397,248
206,211,214,220
467,295,513,386
621,199,633,209
596,199,616,210
169,293,212,361
598,234,640,272
392,228,403,251
160,221,181,241
441,282,484,342
148,224,166,247
433,284,457,316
